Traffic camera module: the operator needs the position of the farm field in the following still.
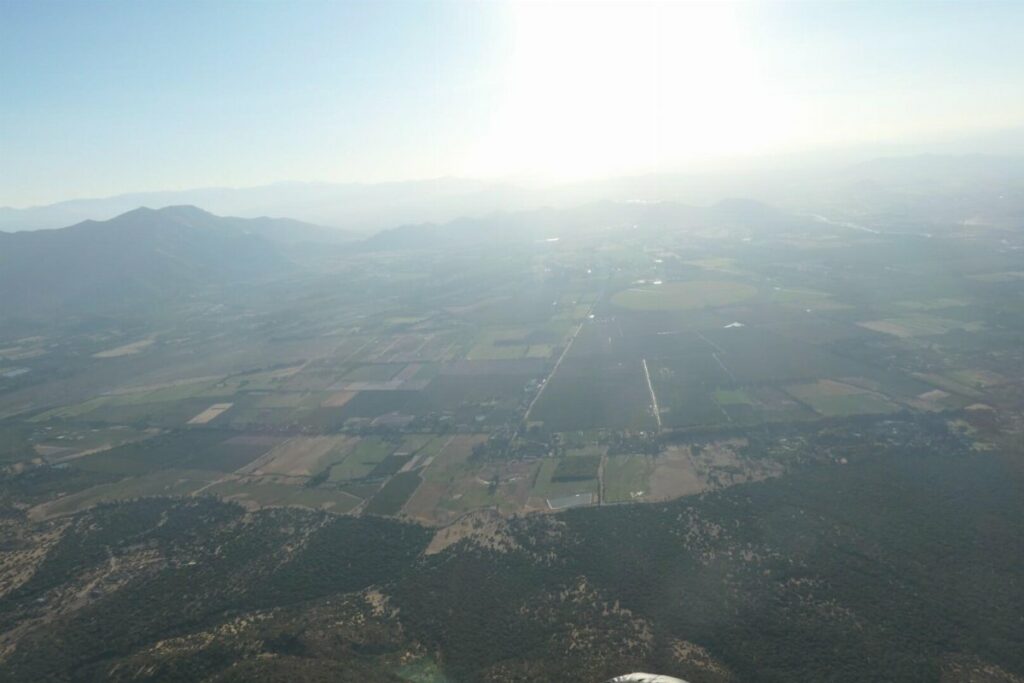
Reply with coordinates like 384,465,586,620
2,202,1021,528
784,380,902,417
30,468,222,519
602,454,653,503
857,316,984,338
610,280,758,311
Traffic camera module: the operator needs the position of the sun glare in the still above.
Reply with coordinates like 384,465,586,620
465,2,800,181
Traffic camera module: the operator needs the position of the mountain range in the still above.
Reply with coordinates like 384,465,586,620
0,206,340,317
4,155,1023,234
0,199,807,319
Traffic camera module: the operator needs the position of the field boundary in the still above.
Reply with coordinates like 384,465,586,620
641,358,662,431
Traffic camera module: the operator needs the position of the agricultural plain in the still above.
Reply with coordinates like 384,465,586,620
2,206,1021,527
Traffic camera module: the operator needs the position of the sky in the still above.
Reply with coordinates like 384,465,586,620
2,0,1024,207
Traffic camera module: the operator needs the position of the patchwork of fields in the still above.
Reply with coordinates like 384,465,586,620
2,218,1021,524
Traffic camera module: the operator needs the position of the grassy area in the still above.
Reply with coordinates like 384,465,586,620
31,397,111,422
945,368,1006,389
71,430,232,475
603,454,653,503
254,392,310,408
466,327,533,360
364,471,422,515
328,437,394,482
785,380,901,417
32,379,240,423
38,469,220,517
208,479,361,512
552,455,600,481
684,257,742,273
857,316,983,338
0,423,34,462
532,361,657,432
466,344,526,360
396,434,435,454
610,280,757,311
893,297,971,311
912,372,984,398
525,344,554,358
342,363,403,382
768,286,848,310
532,458,598,501
714,388,753,406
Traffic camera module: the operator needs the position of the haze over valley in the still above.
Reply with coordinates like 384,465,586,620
2,1,1024,681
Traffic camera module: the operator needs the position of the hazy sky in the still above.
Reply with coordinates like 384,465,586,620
2,0,1024,206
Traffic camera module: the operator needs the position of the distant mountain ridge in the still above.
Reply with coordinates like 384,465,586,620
841,154,1024,187
5,154,1021,233
0,206,338,317
0,178,524,233
361,198,809,251
0,198,816,320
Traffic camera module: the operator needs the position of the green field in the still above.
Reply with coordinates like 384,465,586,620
857,316,983,338
0,423,34,462
328,437,395,482
714,388,753,406
38,468,221,517
342,363,404,382
208,478,362,512
71,430,232,475
785,380,902,417
552,455,600,481
610,280,757,311
603,454,652,503
532,458,598,501
364,471,422,515
768,286,848,310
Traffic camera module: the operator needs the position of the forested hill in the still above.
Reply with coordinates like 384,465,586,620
1,421,1022,682
0,206,347,317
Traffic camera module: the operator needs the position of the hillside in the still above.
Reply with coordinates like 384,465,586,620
6,155,1022,235
1,431,1021,682
0,206,346,317
0,179,521,234
361,199,812,251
